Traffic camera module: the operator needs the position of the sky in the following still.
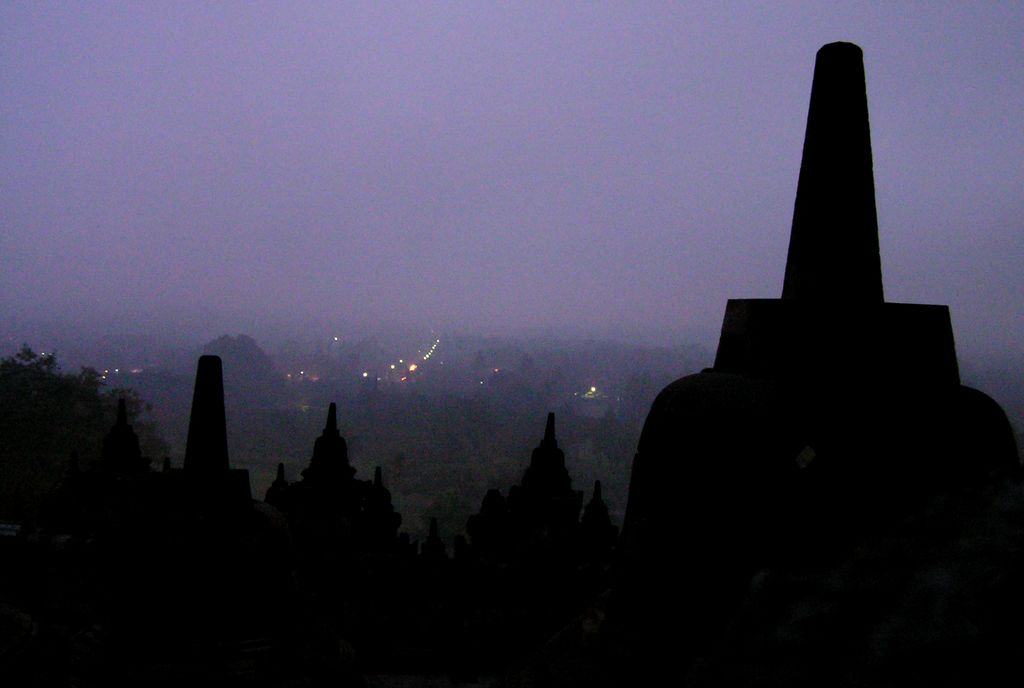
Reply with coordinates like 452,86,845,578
2,2,1022,357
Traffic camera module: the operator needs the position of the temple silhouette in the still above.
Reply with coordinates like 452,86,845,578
25,351,616,684
4,42,1021,686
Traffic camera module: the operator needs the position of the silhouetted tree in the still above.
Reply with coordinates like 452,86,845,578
0,346,167,521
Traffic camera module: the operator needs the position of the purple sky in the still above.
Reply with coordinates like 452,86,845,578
2,3,1021,356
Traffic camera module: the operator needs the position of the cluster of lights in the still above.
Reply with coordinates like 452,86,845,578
422,338,440,361
98,365,144,381
97,364,143,380
357,336,441,382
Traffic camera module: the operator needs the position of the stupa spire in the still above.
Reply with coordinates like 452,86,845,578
782,41,883,303
301,402,352,483
325,402,337,433
543,412,557,447
183,355,229,473
101,396,143,472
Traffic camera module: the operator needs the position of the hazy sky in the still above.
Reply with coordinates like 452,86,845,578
2,3,1021,356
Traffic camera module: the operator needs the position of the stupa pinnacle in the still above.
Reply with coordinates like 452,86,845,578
184,355,229,473
783,42,883,303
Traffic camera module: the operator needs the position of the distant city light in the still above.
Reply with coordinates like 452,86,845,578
362,372,369,378
390,364,396,370
493,368,500,373
590,386,597,393
334,336,339,342
408,364,418,372
399,359,403,363
400,376,407,382
421,338,440,361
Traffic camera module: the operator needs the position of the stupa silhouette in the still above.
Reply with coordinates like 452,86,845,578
614,41,1019,676
182,354,252,510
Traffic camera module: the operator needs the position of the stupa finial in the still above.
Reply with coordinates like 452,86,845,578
782,41,884,303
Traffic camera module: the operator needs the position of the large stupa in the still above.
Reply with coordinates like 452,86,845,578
613,41,1019,676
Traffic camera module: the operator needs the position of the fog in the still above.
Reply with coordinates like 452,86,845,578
2,3,1022,358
